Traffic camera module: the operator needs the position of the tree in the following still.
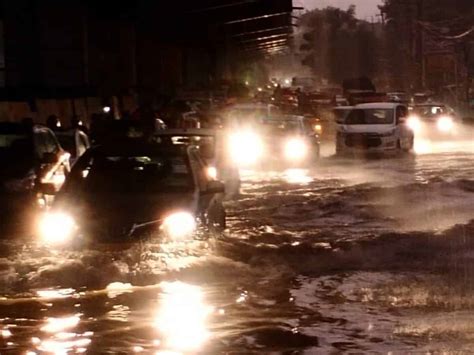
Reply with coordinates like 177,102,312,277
298,6,379,86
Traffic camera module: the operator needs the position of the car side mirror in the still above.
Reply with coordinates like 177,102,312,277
205,180,225,194
38,182,56,195
42,152,58,164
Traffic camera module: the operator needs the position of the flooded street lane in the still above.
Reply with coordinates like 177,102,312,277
0,136,473,353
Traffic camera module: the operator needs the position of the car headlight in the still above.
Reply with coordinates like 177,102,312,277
38,212,76,245
206,166,217,180
284,138,308,161
229,131,263,166
437,116,454,132
162,212,196,240
406,115,421,132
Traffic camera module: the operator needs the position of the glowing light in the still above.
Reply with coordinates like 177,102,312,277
406,115,422,132
133,345,144,352
229,131,263,166
284,138,308,161
162,212,196,240
414,139,433,155
257,87,263,92
313,124,322,133
103,106,111,113
52,173,66,187
437,116,454,132
244,81,249,86
206,166,217,180
155,282,211,352
37,288,76,299
1,329,12,338
106,282,133,298
284,169,312,184
284,79,291,85
41,315,80,333
81,169,90,178
37,212,76,245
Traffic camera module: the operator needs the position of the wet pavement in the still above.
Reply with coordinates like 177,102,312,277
0,129,473,354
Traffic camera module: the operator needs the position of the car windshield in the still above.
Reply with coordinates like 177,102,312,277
228,107,268,122
67,153,193,194
345,109,394,125
260,119,301,135
413,105,448,117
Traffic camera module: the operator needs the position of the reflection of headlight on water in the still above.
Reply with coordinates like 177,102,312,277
229,131,263,165
162,212,196,240
437,116,454,132
38,212,76,245
284,138,308,161
155,282,211,352
406,116,421,132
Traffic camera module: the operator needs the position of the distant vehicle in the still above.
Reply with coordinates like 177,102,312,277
224,103,282,125
336,103,414,155
37,140,226,245
387,91,410,105
55,129,90,165
407,103,458,136
0,122,70,231
155,128,241,196
291,77,316,91
227,113,320,168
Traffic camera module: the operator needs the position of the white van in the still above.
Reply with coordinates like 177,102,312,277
336,103,414,155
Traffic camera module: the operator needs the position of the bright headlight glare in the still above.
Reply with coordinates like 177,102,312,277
229,131,263,166
406,115,421,132
206,166,217,180
284,138,308,161
162,212,196,240
437,116,454,132
38,212,76,245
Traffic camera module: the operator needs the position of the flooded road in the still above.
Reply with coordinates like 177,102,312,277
0,133,473,354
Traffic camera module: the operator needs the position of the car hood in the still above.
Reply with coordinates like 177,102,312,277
338,124,394,134
56,192,196,226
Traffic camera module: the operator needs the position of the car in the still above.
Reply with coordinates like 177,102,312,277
154,128,241,197
336,103,414,156
0,122,70,232
36,139,226,245
226,113,320,169
224,103,282,124
407,102,458,136
54,129,91,165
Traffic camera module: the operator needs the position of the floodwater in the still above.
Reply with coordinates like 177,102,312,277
0,128,473,354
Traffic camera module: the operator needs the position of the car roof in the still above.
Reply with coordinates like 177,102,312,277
353,102,401,109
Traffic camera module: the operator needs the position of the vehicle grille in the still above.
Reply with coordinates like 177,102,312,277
344,133,382,148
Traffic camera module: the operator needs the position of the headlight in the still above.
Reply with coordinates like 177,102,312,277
284,138,308,161
38,212,76,245
437,116,454,132
206,166,217,180
162,212,196,240
406,115,421,132
229,131,263,166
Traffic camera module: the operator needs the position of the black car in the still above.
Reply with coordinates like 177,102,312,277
0,122,70,232
38,139,226,245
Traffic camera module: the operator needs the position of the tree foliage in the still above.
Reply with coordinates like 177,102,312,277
298,6,379,85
